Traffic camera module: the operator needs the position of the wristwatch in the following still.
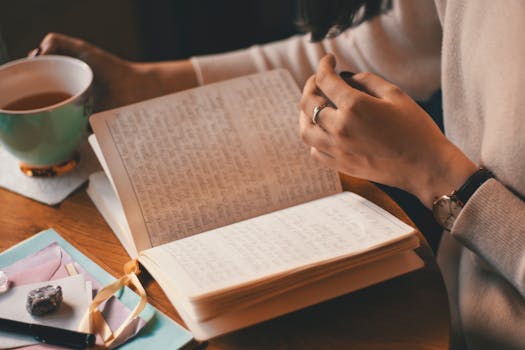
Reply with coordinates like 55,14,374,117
432,168,494,231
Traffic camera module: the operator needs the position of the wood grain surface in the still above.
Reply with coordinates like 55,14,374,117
0,173,450,349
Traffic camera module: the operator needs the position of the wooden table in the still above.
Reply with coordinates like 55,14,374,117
0,174,450,349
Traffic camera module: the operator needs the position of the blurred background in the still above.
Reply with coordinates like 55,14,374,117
0,0,444,251
0,0,299,62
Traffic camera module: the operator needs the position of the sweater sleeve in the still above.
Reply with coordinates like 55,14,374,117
452,179,525,295
190,0,442,101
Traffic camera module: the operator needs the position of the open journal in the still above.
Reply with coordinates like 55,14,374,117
87,69,423,340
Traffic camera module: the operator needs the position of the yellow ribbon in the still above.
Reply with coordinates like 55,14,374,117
79,260,148,348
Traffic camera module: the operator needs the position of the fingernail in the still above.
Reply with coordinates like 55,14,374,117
28,47,41,58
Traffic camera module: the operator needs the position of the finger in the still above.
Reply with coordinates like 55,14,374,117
313,104,339,132
300,75,327,113
300,75,337,127
39,32,89,57
351,72,405,100
299,111,333,153
27,47,41,58
303,74,334,106
301,91,343,137
310,147,338,169
340,71,376,97
302,74,321,97
315,54,369,107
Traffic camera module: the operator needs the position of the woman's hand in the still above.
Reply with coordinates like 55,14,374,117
33,33,197,111
299,55,477,207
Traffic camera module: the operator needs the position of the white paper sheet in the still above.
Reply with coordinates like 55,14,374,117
147,192,415,297
0,274,91,348
91,70,341,250
0,138,101,205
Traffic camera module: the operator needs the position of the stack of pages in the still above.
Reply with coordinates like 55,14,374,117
87,69,423,340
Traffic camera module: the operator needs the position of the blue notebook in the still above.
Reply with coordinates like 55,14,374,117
0,228,195,349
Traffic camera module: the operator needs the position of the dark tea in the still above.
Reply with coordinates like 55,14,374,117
2,91,72,111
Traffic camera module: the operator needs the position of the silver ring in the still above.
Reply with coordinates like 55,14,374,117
312,103,329,125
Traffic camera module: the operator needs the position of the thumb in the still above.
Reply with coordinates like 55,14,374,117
351,72,404,100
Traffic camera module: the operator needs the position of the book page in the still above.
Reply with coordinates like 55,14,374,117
91,70,341,249
141,192,415,298
87,172,138,258
141,250,422,340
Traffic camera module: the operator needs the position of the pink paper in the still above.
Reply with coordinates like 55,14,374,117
2,242,147,349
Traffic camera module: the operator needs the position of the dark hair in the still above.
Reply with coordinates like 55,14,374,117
297,0,392,42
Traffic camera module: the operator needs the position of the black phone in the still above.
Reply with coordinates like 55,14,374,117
339,71,370,94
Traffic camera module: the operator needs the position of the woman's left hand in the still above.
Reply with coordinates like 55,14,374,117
299,55,477,207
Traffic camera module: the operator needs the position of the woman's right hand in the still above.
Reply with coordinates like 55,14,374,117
33,33,171,111
299,55,477,208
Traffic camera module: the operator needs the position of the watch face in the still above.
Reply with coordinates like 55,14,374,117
433,195,463,231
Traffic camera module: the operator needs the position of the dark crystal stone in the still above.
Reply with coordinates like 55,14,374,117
26,285,63,316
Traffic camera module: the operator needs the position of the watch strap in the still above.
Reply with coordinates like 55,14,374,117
454,168,494,205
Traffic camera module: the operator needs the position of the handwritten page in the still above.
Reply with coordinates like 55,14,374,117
143,192,415,297
94,70,341,248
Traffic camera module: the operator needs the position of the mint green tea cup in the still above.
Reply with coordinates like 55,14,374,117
0,55,93,175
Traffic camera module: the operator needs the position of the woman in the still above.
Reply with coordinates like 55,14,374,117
35,0,525,348
298,2,525,350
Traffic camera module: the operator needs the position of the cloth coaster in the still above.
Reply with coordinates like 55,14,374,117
0,138,101,205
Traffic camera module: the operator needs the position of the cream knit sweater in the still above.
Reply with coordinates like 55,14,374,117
191,1,525,348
